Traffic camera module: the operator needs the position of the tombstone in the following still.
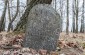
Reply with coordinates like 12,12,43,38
23,4,61,51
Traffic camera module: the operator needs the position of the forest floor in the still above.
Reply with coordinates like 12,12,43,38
0,31,85,55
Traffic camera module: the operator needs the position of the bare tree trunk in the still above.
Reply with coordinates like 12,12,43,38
8,1,11,21
72,0,76,33
14,0,52,31
80,0,84,33
60,0,63,32
0,0,8,32
75,0,79,33
66,0,69,35
8,0,19,31
8,0,11,26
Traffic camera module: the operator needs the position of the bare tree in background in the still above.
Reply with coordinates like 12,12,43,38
75,0,79,33
66,0,69,34
0,0,8,32
60,0,63,32
80,0,84,33
72,0,76,33
8,0,19,31
8,0,12,30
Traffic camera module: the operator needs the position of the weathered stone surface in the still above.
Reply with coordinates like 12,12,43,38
23,4,61,51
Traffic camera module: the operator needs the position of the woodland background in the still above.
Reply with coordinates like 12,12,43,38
0,0,85,34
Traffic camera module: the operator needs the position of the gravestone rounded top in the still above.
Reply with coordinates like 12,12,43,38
27,4,61,31
23,4,61,51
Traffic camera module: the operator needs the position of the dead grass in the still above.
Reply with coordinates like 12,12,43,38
59,32,85,55
0,31,85,55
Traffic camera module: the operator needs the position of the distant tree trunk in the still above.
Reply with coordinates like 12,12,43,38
72,0,76,33
66,0,69,35
75,0,79,33
60,0,63,32
8,0,11,29
8,0,19,31
80,0,84,33
0,0,8,32
14,0,52,31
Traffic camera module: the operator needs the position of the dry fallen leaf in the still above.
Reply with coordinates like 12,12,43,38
50,51,58,55
39,49,47,55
